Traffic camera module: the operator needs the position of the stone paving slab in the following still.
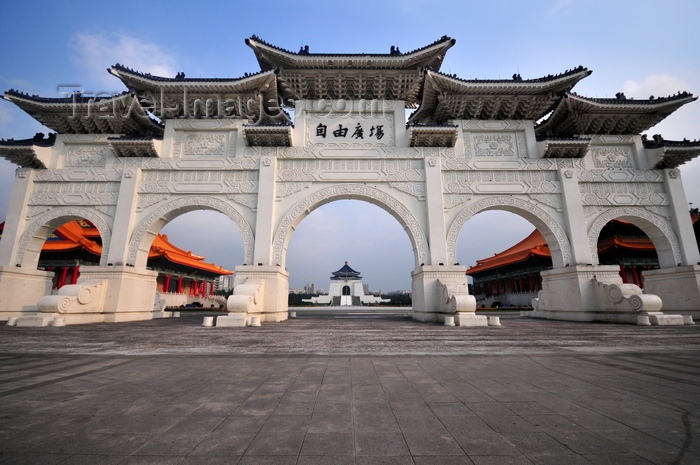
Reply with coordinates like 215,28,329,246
0,311,698,464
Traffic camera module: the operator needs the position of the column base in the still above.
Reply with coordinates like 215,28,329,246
0,266,54,320
643,265,700,318
411,265,478,324
222,265,289,327
531,265,692,325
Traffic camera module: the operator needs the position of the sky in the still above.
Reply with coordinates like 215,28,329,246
1,0,699,293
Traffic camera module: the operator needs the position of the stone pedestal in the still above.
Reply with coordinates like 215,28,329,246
220,265,289,326
76,266,159,323
0,266,54,320
411,265,482,324
532,265,666,324
642,265,700,318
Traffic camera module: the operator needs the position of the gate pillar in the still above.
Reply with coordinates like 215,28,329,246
0,266,54,320
411,265,485,326
531,265,681,324
642,265,700,318
219,265,289,326
76,266,160,322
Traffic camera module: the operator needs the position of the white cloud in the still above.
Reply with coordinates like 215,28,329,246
0,106,13,124
622,74,695,99
547,0,572,16
69,33,177,89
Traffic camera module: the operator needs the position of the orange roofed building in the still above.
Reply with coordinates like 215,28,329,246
0,220,233,305
467,212,700,308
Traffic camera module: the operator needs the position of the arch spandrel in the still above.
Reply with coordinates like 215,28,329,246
272,184,428,268
588,207,681,269
17,207,112,268
447,196,572,269
128,196,254,268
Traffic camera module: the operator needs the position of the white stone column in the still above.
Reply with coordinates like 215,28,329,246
641,168,700,317
105,167,142,266
218,150,290,325
0,168,35,267
252,152,277,266
558,168,594,266
662,169,700,265
0,168,54,319
423,151,448,265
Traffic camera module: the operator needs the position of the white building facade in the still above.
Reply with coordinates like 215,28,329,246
0,36,699,326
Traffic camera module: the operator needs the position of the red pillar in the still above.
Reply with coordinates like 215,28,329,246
193,279,199,297
620,266,628,283
58,267,68,288
70,266,79,284
164,274,171,293
631,266,641,287
177,276,184,294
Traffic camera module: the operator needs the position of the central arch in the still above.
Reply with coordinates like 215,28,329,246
272,184,429,268
447,196,572,269
128,196,254,268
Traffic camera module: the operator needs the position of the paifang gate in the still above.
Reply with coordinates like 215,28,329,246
1,35,699,327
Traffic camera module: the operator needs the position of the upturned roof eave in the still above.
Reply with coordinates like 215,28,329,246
246,35,455,71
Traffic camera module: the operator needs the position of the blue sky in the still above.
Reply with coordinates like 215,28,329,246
1,0,699,292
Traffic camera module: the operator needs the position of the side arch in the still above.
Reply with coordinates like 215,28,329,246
128,196,254,268
447,196,572,268
16,207,112,267
272,184,429,268
588,207,681,269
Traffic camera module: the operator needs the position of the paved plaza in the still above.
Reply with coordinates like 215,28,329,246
1,310,699,464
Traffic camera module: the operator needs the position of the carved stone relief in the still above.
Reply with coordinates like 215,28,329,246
277,159,424,182
591,146,634,169
34,169,122,182
578,169,661,183
139,170,258,194
30,182,120,206
64,147,107,167
389,182,426,200
276,182,311,199
463,130,526,159
443,171,559,194
579,182,667,206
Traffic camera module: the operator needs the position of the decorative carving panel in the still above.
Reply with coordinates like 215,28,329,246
30,182,119,205
579,182,667,206
139,170,258,194
443,171,559,194
591,146,634,168
64,146,107,167
277,159,424,182
463,131,527,159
